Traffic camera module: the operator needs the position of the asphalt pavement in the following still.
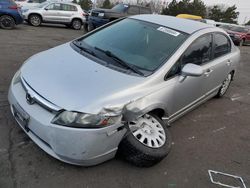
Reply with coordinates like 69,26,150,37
0,24,249,188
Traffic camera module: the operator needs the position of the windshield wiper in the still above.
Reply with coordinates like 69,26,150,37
94,47,144,76
73,41,96,57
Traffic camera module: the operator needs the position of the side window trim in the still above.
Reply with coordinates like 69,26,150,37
212,32,232,60
165,33,213,81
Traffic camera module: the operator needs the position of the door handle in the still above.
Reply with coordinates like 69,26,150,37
204,69,213,77
227,60,232,66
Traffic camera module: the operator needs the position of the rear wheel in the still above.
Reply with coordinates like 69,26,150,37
0,15,15,29
216,73,233,97
29,14,41,27
118,113,172,167
71,19,82,30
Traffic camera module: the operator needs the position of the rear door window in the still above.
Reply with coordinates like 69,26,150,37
61,4,77,11
213,33,231,58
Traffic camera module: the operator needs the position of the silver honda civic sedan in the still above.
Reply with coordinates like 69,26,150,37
8,15,240,167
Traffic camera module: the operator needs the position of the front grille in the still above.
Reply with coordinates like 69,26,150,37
20,77,61,113
91,12,99,17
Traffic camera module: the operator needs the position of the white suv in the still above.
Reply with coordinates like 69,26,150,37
22,2,86,30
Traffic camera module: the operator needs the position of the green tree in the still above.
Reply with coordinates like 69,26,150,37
208,5,239,23
208,5,222,21
162,0,206,18
102,0,113,9
78,0,92,10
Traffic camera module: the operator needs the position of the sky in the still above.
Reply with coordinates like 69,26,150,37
163,0,250,24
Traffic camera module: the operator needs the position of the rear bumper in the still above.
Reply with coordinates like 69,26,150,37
8,74,126,166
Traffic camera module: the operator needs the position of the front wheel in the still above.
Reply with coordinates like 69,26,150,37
29,14,41,27
118,113,172,167
0,15,15,29
87,23,94,32
216,73,233,97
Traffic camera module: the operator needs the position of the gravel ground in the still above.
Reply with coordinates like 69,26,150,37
0,24,249,188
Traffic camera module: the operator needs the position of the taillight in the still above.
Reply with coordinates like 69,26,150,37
8,5,18,10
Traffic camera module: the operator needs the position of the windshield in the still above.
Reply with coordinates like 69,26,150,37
75,18,187,75
230,26,249,33
111,4,128,12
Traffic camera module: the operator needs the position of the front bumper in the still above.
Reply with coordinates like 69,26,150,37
88,16,109,28
8,76,126,166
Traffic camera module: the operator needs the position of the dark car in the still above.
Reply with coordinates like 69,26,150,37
220,25,250,46
0,0,23,29
86,3,151,31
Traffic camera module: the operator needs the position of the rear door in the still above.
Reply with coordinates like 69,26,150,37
201,33,232,95
60,4,78,23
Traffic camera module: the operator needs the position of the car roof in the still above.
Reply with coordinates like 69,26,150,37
131,14,214,34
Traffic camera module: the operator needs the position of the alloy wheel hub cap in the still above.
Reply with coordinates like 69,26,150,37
129,114,166,148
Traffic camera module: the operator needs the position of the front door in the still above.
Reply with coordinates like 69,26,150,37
43,3,62,22
165,34,213,117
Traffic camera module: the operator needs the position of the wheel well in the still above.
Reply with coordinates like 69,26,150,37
28,13,42,21
149,108,165,118
0,14,16,24
71,18,82,24
230,70,235,80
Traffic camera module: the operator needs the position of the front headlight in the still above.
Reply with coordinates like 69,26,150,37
234,34,241,38
51,111,122,128
12,70,21,85
98,13,105,17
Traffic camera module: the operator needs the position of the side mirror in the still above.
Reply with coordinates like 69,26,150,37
179,63,203,82
27,0,33,3
44,7,48,10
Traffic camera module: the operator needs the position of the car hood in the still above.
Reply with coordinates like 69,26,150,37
20,43,146,113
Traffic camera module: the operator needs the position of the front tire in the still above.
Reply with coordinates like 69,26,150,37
216,73,233,97
29,14,41,27
118,113,172,167
87,22,94,32
0,15,15,29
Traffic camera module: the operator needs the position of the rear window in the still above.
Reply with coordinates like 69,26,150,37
76,18,188,74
